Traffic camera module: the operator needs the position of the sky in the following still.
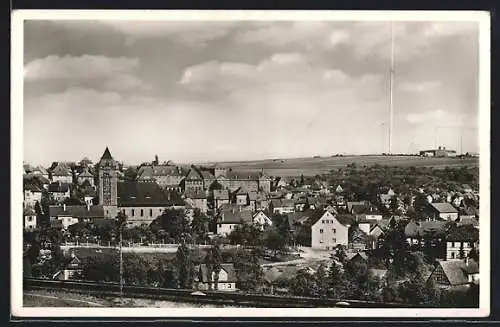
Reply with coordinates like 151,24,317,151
23,18,480,166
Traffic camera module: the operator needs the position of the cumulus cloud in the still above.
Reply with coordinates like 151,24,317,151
24,55,140,80
103,21,237,47
104,73,150,91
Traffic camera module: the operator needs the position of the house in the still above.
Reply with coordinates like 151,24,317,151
253,210,272,230
456,216,479,229
48,181,71,202
429,202,459,221
184,168,205,194
346,252,368,265
24,207,37,230
419,146,457,157
379,188,396,207
24,184,43,208
49,204,105,229
428,258,479,287
347,201,377,215
445,224,479,260
311,211,350,250
53,252,83,281
270,198,295,215
184,188,208,213
404,220,448,246
462,184,473,194
194,263,237,291
216,206,253,236
31,165,50,180
51,163,73,184
77,168,94,187
117,182,185,227
234,187,249,206
349,226,370,251
213,189,230,209
137,162,184,191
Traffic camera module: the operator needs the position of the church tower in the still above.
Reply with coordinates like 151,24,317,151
98,147,118,218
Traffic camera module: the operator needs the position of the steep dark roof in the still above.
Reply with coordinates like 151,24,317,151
48,182,70,193
117,182,185,207
186,168,202,180
101,147,113,160
405,220,448,238
197,263,237,283
430,202,458,214
52,164,72,176
446,224,479,242
219,208,253,224
226,170,261,181
435,259,479,286
137,165,183,179
49,205,105,218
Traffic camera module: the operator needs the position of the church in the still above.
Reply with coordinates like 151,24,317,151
98,147,185,227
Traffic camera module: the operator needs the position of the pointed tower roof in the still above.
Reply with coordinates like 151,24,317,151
101,147,113,160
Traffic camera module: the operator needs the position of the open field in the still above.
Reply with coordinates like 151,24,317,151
23,289,237,308
202,155,479,177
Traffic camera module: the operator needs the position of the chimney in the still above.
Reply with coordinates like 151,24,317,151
63,204,66,211
239,206,242,212
87,203,91,211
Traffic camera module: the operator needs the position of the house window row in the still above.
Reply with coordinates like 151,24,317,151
322,220,335,224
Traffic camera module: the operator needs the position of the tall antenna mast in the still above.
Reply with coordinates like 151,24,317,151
389,21,395,154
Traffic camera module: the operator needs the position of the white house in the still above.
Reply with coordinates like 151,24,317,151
24,185,43,208
24,208,37,230
216,207,253,236
311,211,350,250
195,263,237,291
430,202,459,221
253,210,272,231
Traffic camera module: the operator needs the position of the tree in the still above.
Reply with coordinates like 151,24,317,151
264,228,287,256
326,261,346,299
204,243,222,290
175,241,194,289
468,246,479,262
290,268,315,297
151,209,190,243
312,264,329,298
191,209,209,244
233,249,263,292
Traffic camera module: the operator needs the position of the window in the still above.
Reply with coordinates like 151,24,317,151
132,209,135,217
228,284,231,289
28,216,33,222
150,209,153,217
218,224,222,228
320,229,323,234
140,209,144,217
333,228,336,233
322,220,325,224
451,252,456,259
332,238,336,243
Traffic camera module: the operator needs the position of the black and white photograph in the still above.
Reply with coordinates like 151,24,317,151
11,10,490,318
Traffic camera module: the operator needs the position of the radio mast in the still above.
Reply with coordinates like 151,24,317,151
388,21,395,154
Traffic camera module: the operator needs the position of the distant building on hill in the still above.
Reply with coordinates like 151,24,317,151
419,146,457,157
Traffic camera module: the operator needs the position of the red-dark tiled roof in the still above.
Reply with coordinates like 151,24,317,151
117,182,184,207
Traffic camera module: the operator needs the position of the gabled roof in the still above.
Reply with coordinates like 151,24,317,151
219,207,253,224
430,202,458,214
197,263,237,283
186,168,203,180
118,182,185,207
49,205,105,218
435,259,479,286
137,165,183,178
446,224,479,242
52,164,72,176
199,170,214,180
404,220,448,238
78,168,93,178
101,147,113,160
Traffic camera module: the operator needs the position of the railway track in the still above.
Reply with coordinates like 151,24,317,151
23,278,421,308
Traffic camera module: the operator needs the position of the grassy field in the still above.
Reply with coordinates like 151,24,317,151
23,289,238,308
206,155,479,177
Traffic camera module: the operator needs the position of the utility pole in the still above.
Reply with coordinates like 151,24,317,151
119,226,123,297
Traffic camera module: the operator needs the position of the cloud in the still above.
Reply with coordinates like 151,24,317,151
399,81,442,93
24,55,140,80
103,73,150,91
103,21,237,47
